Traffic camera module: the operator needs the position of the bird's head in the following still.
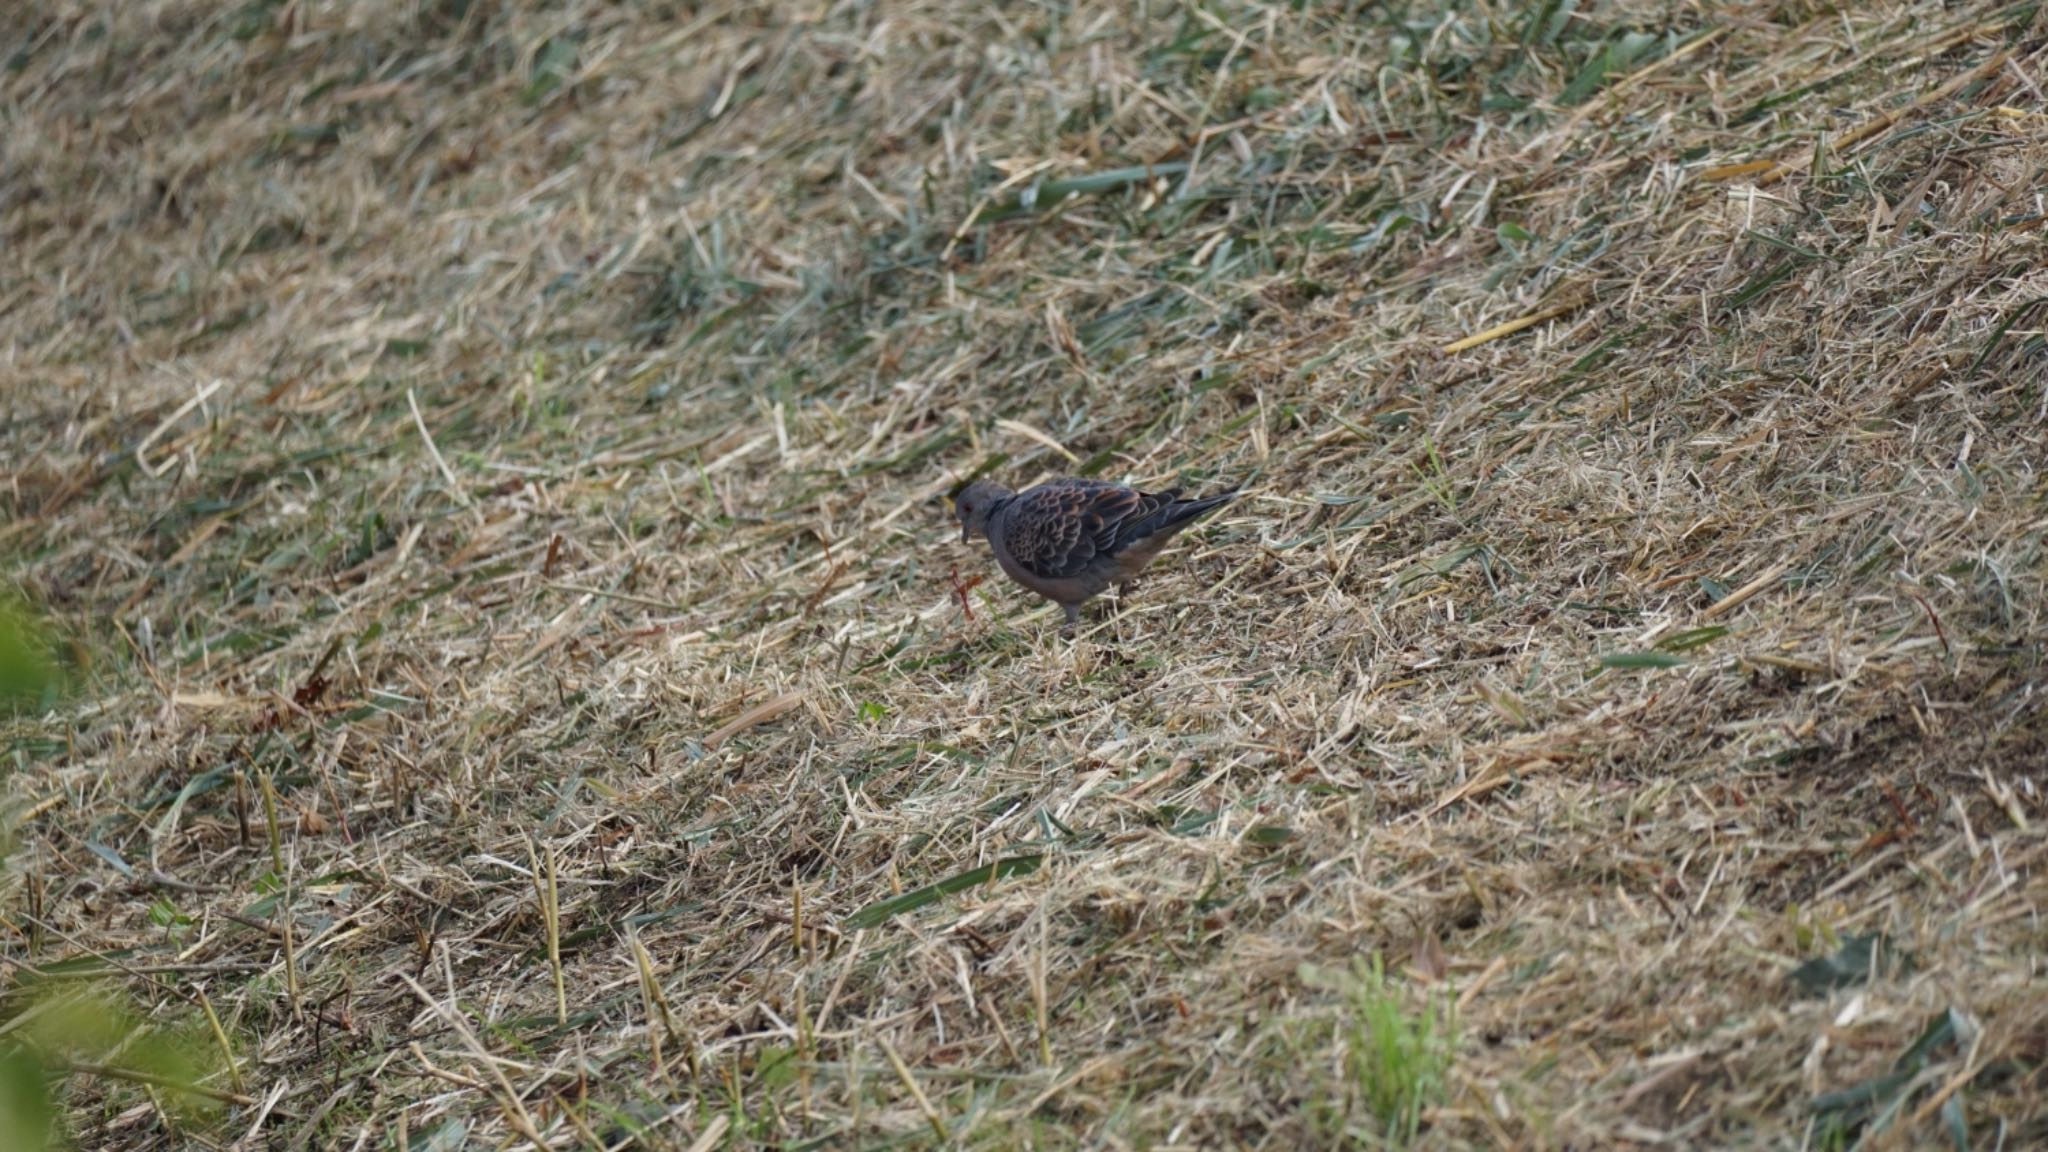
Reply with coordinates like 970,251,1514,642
952,480,1012,544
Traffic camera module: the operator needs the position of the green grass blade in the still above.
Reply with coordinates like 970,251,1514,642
844,855,1044,929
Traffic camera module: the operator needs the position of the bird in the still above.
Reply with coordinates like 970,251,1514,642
953,476,1239,633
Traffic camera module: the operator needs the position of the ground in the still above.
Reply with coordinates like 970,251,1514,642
3,0,2046,1148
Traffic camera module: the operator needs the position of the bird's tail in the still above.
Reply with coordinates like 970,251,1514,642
1149,489,1238,536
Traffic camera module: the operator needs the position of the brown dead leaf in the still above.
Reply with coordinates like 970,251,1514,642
705,692,806,750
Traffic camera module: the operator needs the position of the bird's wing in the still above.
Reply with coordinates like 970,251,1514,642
1000,479,1173,580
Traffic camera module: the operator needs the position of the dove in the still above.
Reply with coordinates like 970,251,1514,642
954,476,1238,633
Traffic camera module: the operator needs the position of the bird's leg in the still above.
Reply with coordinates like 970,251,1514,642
1060,602,1081,636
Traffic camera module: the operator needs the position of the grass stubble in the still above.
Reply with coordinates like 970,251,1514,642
2,0,2046,1147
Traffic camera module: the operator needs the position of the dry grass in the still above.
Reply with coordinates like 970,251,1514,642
4,0,2047,1147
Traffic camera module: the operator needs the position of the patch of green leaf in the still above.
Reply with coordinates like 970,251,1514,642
843,855,1044,929
1551,324,1644,390
1743,230,1838,263
414,1118,470,1151
0,984,229,1144
1598,651,1685,670
1518,0,1572,49
226,0,283,39
854,428,964,477
977,164,1191,224
1558,30,1664,106
84,840,135,879
1724,255,1810,312
1790,933,1908,997
0,594,59,714
1151,805,1217,836
1299,955,1457,1147
0,1046,53,1152
1811,1008,1977,1150
1968,294,2048,375
1656,625,1730,652
525,36,580,105
1393,543,1487,590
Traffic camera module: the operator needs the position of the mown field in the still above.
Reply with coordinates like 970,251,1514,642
3,0,2046,1148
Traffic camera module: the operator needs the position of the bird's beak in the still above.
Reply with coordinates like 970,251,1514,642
960,523,971,544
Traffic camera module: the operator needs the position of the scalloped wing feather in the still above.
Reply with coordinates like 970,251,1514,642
1003,479,1169,581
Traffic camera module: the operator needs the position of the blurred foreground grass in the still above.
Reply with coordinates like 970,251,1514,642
0,987,228,1151
0,595,58,714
